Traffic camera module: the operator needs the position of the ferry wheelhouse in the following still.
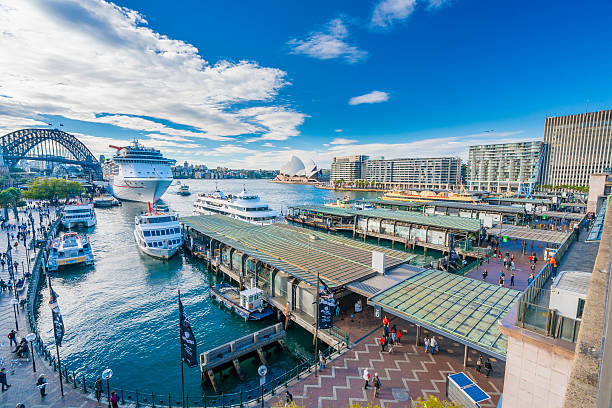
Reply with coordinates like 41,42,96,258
193,187,278,225
134,209,182,259
46,233,95,271
61,202,96,228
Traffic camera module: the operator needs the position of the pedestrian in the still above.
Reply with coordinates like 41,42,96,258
391,327,397,345
379,335,386,352
482,268,488,280
396,329,402,344
499,275,505,287
363,368,370,389
335,304,340,318
7,330,17,348
510,273,515,288
110,390,119,408
373,373,381,398
36,374,47,397
424,335,430,354
484,359,493,377
476,355,483,373
285,390,293,405
318,351,326,371
382,315,389,326
528,273,535,285
95,377,103,403
530,263,536,273
430,336,438,355
383,323,389,340
0,368,10,391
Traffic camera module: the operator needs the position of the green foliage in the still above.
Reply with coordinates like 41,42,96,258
0,187,22,208
410,396,462,408
22,177,84,200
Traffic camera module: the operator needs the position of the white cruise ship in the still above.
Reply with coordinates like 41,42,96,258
104,141,176,203
61,202,96,228
134,209,182,259
193,187,279,225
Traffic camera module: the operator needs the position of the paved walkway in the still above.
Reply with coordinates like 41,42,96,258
0,207,95,408
270,324,504,408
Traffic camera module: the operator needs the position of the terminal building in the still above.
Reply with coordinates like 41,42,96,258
541,109,612,188
330,155,369,182
467,141,543,193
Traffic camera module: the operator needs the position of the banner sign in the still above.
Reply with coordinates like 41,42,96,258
318,297,335,330
179,298,198,367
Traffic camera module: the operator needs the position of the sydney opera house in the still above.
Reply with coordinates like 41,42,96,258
272,156,320,184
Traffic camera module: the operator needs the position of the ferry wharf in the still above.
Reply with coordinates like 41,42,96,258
180,214,420,348
285,205,488,259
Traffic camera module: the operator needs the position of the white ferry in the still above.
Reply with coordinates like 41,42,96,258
133,208,182,259
46,233,95,271
193,187,278,225
104,141,176,203
178,184,191,196
61,202,96,228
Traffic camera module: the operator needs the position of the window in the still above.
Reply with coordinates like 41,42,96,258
152,242,158,247
143,231,151,237
147,242,152,247
577,298,585,319
161,230,166,236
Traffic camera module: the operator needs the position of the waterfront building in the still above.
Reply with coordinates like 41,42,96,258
467,141,543,193
587,173,612,213
365,156,462,189
541,109,612,188
330,155,369,182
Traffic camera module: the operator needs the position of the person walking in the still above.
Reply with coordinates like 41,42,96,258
285,390,293,406
430,336,438,355
476,355,483,373
36,375,47,397
528,272,535,286
94,377,103,403
110,390,119,408
484,359,493,377
318,351,326,371
373,373,381,398
424,335,430,354
363,368,370,390
7,330,17,349
0,368,10,392
482,268,488,280
391,327,397,345
396,328,402,344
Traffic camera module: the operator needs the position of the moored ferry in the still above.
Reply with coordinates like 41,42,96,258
210,282,274,321
46,233,95,271
133,208,182,259
61,202,96,228
104,141,176,203
193,187,278,225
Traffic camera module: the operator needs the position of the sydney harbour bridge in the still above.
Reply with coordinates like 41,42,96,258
0,128,103,180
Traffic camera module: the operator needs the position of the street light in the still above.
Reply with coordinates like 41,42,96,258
11,298,19,331
26,333,36,372
101,368,113,408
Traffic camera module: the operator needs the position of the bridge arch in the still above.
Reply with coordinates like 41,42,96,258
0,128,103,179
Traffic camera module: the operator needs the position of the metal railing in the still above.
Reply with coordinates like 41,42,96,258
26,214,349,407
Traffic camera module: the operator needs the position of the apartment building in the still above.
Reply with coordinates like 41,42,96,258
330,155,369,181
365,157,462,188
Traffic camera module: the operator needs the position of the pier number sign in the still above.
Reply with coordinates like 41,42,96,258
258,365,267,385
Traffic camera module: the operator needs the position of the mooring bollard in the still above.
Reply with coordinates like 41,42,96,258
83,374,87,392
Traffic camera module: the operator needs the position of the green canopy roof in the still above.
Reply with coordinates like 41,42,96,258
369,270,521,359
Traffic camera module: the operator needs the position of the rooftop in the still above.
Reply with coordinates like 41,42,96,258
369,269,521,358
370,198,526,214
290,205,483,232
486,224,571,244
486,197,553,205
181,215,415,288
553,271,591,296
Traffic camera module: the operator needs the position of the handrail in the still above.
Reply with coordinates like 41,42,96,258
26,210,348,407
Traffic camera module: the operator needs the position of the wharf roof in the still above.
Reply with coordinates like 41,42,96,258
485,224,570,244
369,269,521,359
485,197,553,205
553,271,591,296
540,211,586,221
181,215,416,289
289,205,482,233
369,198,525,214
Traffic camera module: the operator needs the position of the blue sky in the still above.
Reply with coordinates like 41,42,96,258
1,0,611,169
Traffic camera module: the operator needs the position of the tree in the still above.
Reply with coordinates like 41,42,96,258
22,177,84,201
0,187,22,208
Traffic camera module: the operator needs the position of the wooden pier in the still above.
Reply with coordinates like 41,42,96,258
200,323,286,392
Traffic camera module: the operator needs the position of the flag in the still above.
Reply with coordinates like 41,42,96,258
318,297,335,330
179,296,197,367
49,287,65,346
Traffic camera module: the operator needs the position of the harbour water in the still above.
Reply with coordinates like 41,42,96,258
33,179,435,398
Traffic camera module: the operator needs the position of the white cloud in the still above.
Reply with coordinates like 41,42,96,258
288,18,367,63
240,107,307,141
262,142,275,147
0,0,305,142
349,91,389,105
371,0,417,28
0,114,50,134
334,129,343,133
427,0,450,9
330,138,358,145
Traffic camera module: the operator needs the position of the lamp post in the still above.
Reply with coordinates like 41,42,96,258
102,368,113,408
26,333,36,372
11,298,19,331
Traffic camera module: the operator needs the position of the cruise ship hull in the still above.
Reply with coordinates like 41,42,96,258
111,177,173,203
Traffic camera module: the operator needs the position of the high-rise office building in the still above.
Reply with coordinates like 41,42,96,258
365,157,462,188
541,109,612,187
467,141,543,192
330,155,369,181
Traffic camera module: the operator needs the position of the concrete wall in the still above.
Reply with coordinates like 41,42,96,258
502,333,574,408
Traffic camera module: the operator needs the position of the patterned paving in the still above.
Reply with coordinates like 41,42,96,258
271,324,504,408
